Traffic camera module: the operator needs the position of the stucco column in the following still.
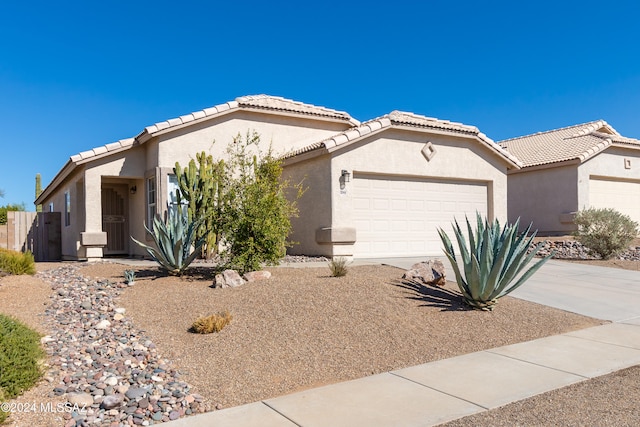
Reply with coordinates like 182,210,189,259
81,169,106,259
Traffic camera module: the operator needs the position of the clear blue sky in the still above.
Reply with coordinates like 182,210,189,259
2,0,639,208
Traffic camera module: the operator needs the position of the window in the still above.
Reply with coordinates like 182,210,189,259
167,174,187,216
64,191,70,226
49,202,54,212
147,177,156,226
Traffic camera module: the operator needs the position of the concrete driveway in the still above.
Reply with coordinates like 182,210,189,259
361,257,640,323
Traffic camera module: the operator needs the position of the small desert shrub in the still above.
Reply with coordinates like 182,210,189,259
0,249,36,275
574,208,639,260
189,311,233,334
0,314,45,423
328,257,349,277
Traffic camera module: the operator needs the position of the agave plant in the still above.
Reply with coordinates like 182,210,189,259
131,205,205,276
123,269,136,285
438,213,553,311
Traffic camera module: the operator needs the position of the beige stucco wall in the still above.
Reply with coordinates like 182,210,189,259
285,128,511,258
156,111,350,169
39,146,147,260
577,147,640,208
282,154,332,256
42,109,351,260
39,168,86,260
82,147,146,258
507,146,640,236
507,164,579,235
331,129,509,227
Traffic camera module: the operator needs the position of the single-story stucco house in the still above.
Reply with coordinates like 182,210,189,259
36,95,521,260
499,120,640,235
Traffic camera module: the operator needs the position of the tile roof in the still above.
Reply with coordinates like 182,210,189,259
37,95,360,203
70,138,135,162
236,95,357,123
141,95,358,137
286,111,521,168
498,120,640,167
68,95,359,165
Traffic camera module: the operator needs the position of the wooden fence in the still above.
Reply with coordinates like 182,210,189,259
0,211,61,261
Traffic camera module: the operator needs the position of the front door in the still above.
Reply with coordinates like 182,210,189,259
102,185,129,255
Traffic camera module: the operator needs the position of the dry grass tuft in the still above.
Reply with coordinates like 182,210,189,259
189,311,233,334
328,257,349,277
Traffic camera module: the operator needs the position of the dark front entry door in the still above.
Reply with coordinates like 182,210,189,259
102,185,129,255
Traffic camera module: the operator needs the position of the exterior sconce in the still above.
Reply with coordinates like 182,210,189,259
130,185,137,195
341,170,351,183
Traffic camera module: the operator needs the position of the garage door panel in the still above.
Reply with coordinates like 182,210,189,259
373,199,389,210
391,220,408,231
589,178,640,225
391,199,407,210
409,200,425,211
353,175,487,257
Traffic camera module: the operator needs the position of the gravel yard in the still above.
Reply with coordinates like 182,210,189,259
0,255,637,426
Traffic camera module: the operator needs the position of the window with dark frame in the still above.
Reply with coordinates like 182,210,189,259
147,177,156,226
64,191,70,226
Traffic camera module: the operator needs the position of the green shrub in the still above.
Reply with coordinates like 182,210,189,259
0,203,26,225
131,205,205,276
220,132,303,273
328,257,349,277
189,311,233,334
573,208,639,260
0,249,36,275
0,314,45,423
439,214,552,311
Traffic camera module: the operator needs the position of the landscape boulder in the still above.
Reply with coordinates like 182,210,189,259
243,270,272,282
214,270,246,288
403,259,446,286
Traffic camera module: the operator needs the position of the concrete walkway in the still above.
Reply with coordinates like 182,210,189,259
149,258,640,426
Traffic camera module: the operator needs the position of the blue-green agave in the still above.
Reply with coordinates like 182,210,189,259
438,213,553,311
131,205,205,276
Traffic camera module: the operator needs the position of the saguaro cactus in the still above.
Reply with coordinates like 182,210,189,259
35,173,43,212
173,152,224,259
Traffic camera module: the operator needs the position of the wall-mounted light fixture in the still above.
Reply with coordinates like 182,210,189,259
341,170,351,183
130,185,137,195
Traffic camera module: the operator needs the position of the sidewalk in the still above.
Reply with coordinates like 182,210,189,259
151,259,640,426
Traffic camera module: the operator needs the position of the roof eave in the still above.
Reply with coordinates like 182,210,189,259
508,158,581,174
36,159,77,204
282,146,330,166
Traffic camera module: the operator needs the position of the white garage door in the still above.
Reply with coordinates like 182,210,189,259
353,174,488,257
589,177,640,225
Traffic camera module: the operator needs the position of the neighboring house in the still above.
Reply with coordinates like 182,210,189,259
499,120,640,235
36,95,520,260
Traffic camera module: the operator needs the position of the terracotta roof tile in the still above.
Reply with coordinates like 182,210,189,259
236,95,357,124
105,141,123,151
68,95,358,165
498,120,640,167
388,110,478,134
119,138,135,148
92,146,108,156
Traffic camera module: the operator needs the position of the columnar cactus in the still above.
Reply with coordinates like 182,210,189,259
35,173,42,212
173,152,224,259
